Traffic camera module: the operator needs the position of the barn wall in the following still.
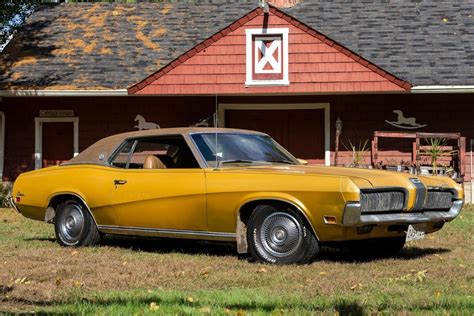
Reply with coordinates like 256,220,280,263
1,93,473,183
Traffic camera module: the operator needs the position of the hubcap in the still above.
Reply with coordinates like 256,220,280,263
260,212,302,258
59,204,84,244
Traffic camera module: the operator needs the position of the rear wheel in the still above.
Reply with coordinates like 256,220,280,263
247,205,319,264
54,200,101,247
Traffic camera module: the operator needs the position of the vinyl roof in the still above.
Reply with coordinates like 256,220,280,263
1,1,473,90
66,127,265,165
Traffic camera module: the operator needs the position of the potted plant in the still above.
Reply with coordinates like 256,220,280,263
420,138,457,176
343,139,369,168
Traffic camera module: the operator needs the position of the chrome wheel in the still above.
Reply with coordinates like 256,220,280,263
259,212,303,258
58,204,85,245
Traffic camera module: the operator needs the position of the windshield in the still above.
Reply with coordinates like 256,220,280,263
191,133,298,167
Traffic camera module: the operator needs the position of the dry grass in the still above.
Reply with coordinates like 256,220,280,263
0,207,472,314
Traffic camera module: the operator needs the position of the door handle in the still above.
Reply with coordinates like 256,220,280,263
114,179,127,188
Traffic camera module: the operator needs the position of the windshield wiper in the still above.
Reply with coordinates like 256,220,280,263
220,159,254,165
268,159,296,165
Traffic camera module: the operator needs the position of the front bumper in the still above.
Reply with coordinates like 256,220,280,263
7,195,21,213
342,199,463,226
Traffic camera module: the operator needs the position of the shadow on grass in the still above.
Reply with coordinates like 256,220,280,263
25,234,451,264
1,294,364,314
101,235,238,257
314,245,451,263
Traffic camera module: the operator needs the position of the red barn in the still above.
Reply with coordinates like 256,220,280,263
1,1,474,201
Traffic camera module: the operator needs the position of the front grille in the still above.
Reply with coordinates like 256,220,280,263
360,190,405,213
424,190,454,210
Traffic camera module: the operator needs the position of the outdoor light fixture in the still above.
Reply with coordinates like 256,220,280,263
334,117,343,166
336,117,343,132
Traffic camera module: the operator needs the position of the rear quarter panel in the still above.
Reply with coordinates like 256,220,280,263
13,165,117,225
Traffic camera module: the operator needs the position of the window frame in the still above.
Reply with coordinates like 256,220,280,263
107,134,202,170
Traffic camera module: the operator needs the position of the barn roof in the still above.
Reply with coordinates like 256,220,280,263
1,1,473,90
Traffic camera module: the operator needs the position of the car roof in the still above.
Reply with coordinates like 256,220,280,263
65,127,267,166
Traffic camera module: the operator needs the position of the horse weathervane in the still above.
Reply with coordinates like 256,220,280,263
134,114,160,130
385,110,427,129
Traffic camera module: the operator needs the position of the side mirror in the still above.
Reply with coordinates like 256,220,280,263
297,158,308,165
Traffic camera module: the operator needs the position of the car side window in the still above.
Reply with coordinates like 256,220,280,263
110,140,135,168
111,136,200,169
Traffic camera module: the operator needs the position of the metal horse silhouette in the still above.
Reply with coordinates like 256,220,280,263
385,110,427,129
134,114,160,130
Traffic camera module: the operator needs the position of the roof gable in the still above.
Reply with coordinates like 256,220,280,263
129,6,410,95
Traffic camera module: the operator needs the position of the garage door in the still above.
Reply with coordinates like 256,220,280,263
225,109,325,164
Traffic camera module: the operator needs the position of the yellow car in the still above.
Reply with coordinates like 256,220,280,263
10,128,463,264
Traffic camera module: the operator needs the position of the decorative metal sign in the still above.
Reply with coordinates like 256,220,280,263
245,28,289,86
385,110,427,129
39,110,74,117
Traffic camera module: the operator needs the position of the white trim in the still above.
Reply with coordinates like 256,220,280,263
0,112,5,179
34,117,79,169
218,103,331,166
245,28,289,87
411,86,474,93
0,90,128,97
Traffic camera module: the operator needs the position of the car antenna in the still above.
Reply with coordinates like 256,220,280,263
214,93,219,170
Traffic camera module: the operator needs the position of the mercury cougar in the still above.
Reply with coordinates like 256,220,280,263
10,128,463,264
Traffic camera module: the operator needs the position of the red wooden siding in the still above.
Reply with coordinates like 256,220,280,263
131,8,409,95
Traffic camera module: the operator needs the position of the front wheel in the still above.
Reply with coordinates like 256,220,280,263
247,205,319,264
54,200,101,247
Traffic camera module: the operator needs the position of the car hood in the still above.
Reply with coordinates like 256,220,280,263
235,164,459,190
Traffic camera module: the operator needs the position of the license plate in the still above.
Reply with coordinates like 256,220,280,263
406,224,426,242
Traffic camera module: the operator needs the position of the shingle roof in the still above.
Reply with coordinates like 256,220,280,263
284,1,474,87
1,1,473,90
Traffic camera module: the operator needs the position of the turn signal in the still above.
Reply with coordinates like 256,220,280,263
323,216,337,224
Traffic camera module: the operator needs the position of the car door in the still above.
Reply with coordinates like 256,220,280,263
108,135,207,231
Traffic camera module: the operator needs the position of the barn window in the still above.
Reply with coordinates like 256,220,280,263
245,28,289,86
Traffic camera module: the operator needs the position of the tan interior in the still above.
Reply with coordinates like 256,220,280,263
143,155,167,169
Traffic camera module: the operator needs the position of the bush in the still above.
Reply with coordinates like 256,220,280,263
0,182,12,207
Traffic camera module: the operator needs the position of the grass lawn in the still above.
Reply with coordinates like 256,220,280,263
0,206,473,315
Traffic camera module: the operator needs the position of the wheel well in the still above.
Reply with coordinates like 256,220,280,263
236,199,318,254
48,194,83,210
46,194,91,224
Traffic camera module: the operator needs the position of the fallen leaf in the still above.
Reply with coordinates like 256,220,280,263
122,261,127,266
15,277,28,285
257,268,268,273
149,302,159,311
434,254,443,260
319,271,327,276
73,280,84,287
200,306,211,313
435,290,442,298
416,270,427,282
459,264,466,268
224,308,232,314
71,250,79,257
187,296,195,303
200,266,212,277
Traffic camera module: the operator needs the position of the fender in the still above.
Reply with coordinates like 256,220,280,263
234,192,319,254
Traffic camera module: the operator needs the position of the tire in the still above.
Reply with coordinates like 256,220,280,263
349,237,405,256
54,200,101,247
247,205,319,264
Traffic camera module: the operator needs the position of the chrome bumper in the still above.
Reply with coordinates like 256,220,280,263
7,196,21,213
342,200,463,227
